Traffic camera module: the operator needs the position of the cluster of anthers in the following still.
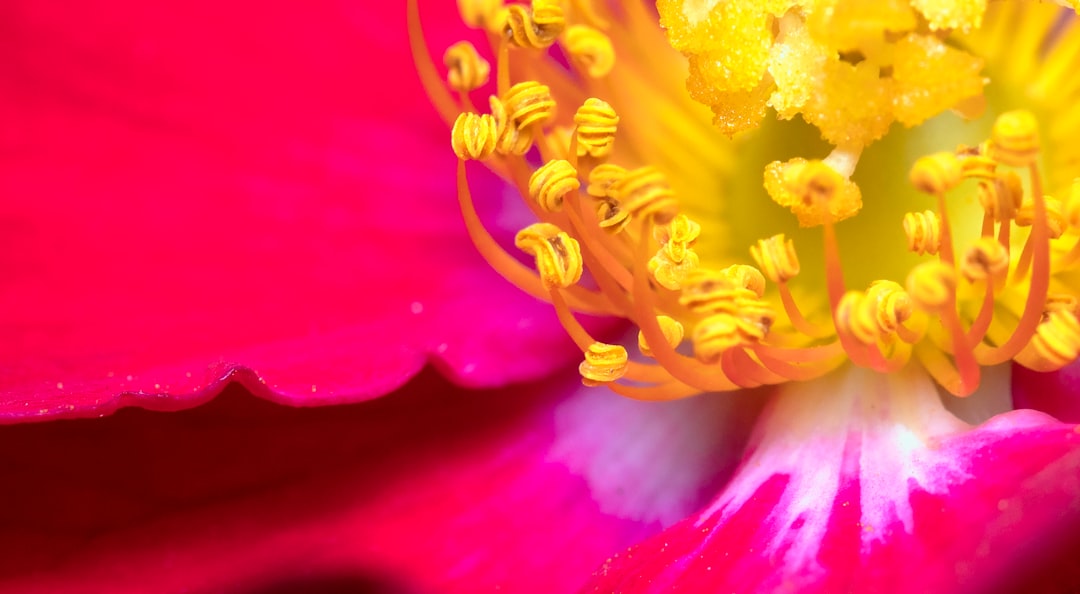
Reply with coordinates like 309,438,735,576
411,0,1080,400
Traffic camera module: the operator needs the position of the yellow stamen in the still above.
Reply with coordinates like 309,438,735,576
444,41,491,93
514,222,584,290
413,0,1080,402
579,342,629,386
573,98,620,158
960,237,1009,282
502,81,557,130
503,1,566,49
751,234,799,284
529,159,580,212
490,96,535,156
450,112,498,161
638,315,685,358
903,210,942,256
563,25,616,78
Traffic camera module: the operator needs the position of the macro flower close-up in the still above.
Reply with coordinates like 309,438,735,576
2,0,1080,593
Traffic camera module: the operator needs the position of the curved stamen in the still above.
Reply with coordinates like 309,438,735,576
632,220,739,391
458,160,610,313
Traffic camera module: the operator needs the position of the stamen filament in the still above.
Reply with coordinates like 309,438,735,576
753,341,845,363
721,350,768,388
551,288,676,385
608,380,701,402
457,160,610,314
550,288,598,352
976,163,1051,365
928,189,980,395
563,191,635,291
407,0,459,125
914,341,969,397
752,347,843,382
632,220,739,391
497,37,510,97
966,282,997,345
779,282,833,338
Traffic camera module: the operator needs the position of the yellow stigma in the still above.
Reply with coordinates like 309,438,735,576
411,0,1080,400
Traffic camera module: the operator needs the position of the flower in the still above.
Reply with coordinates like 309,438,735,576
421,0,1080,591
0,1,686,592
1,1,1078,593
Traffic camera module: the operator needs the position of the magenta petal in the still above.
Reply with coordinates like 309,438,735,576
0,1,602,421
585,367,1080,593
0,371,750,593
1012,362,1080,423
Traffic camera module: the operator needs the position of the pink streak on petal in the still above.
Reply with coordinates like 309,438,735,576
1012,362,1080,423
0,1,609,420
584,367,1080,593
0,369,739,593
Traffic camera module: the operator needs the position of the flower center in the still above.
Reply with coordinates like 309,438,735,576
410,0,1080,400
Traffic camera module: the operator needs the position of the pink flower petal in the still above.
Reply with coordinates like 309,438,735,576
1012,362,1080,423
585,366,1080,593
0,371,748,593
0,1,600,421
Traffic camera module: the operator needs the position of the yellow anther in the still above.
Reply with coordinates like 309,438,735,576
836,283,911,346
692,314,747,363
722,265,767,298
692,308,774,364
764,158,863,227
679,269,737,314
977,170,1023,221
836,290,880,345
866,280,913,334
596,199,631,234
1017,197,1067,239
1064,179,1080,229
903,210,942,256
960,153,997,180
563,25,615,78
490,96,535,155
451,112,498,161
504,0,565,49
989,110,1040,167
579,342,629,386
573,98,620,158
529,159,580,212
1026,310,1080,371
909,152,963,195
649,248,700,291
961,237,1009,282
458,0,504,30
514,223,584,290
648,214,699,289
586,163,627,198
444,41,491,92
638,315,685,358
654,214,701,263
612,166,678,224
502,81,557,130
906,261,956,311
751,234,800,284
530,0,566,33
678,269,766,318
